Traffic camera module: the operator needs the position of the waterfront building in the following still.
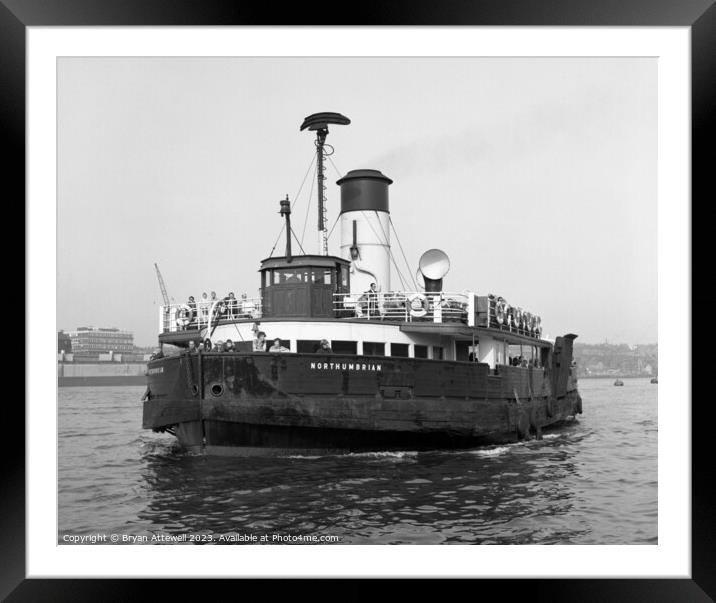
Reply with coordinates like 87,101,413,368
68,326,134,357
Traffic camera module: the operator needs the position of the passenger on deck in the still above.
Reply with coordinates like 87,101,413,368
213,340,225,353
188,340,197,353
269,338,289,353
253,331,267,352
224,292,238,318
198,342,205,352
225,339,235,352
521,357,528,367
240,293,255,318
200,292,210,322
314,339,332,353
186,296,197,325
364,283,378,316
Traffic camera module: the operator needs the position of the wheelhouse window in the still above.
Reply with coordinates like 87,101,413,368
331,340,357,355
414,345,428,359
391,343,410,358
281,270,299,284
311,269,332,285
363,342,385,357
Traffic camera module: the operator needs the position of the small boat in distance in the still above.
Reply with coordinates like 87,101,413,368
614,379,625,386
650,377,658,384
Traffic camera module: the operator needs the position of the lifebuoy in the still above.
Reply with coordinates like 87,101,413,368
495,300,507,325
408,293,429,318
175,304,194,327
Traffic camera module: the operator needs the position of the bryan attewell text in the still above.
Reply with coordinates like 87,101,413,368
62,533,342,544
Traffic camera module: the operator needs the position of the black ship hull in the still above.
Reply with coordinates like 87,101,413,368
142,340,582,454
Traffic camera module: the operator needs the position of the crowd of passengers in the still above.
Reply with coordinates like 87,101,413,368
179,332,333,355
180,291,258,328
509,355,541,368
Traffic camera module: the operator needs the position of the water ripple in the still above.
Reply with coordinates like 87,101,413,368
58,380,657,544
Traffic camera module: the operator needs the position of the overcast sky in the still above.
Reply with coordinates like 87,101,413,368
57,57,656,347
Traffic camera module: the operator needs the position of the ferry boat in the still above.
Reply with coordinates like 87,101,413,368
142,112,582,454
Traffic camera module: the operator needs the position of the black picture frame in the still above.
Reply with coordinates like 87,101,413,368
8,0,712,599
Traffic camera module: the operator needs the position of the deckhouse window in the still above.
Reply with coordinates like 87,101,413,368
414,345,428,359
331,340,357,355
432,346,444,360
297,340,322,354
363,342,385,356
391,343,409,358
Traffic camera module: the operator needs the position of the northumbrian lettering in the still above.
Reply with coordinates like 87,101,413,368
309,360,382,372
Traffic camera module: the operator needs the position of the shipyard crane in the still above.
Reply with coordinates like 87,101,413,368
154,263,174,305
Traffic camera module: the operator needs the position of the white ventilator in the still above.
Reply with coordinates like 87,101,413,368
418,248,450,292
337,169,393,295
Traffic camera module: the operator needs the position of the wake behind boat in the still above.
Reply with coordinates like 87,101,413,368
142,112,582,454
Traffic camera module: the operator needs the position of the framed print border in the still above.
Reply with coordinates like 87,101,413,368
9,0,714,599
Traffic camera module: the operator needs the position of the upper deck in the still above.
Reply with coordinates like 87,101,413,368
159,288,546,345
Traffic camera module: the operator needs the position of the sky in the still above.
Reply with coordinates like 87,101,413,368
57,57,656,347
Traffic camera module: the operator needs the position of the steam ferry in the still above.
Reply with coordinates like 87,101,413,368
142,112,582,454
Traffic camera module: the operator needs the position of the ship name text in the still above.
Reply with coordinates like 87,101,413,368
310,362,382,372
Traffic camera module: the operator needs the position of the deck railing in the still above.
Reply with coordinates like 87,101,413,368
159,298,263,333
333,291,474,326
159,291,476,333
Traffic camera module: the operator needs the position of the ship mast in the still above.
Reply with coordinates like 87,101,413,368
300,112,350,255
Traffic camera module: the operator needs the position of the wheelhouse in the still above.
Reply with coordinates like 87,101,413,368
259,255,350,319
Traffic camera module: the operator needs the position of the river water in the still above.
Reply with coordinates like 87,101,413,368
58,378,657,545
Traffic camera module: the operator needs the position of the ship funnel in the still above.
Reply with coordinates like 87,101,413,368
338,169,393,295
418,248,450,292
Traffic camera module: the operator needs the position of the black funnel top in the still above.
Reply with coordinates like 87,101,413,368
337,169,393,214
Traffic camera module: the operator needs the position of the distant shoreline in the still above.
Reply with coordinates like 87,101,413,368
579,375,656,380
